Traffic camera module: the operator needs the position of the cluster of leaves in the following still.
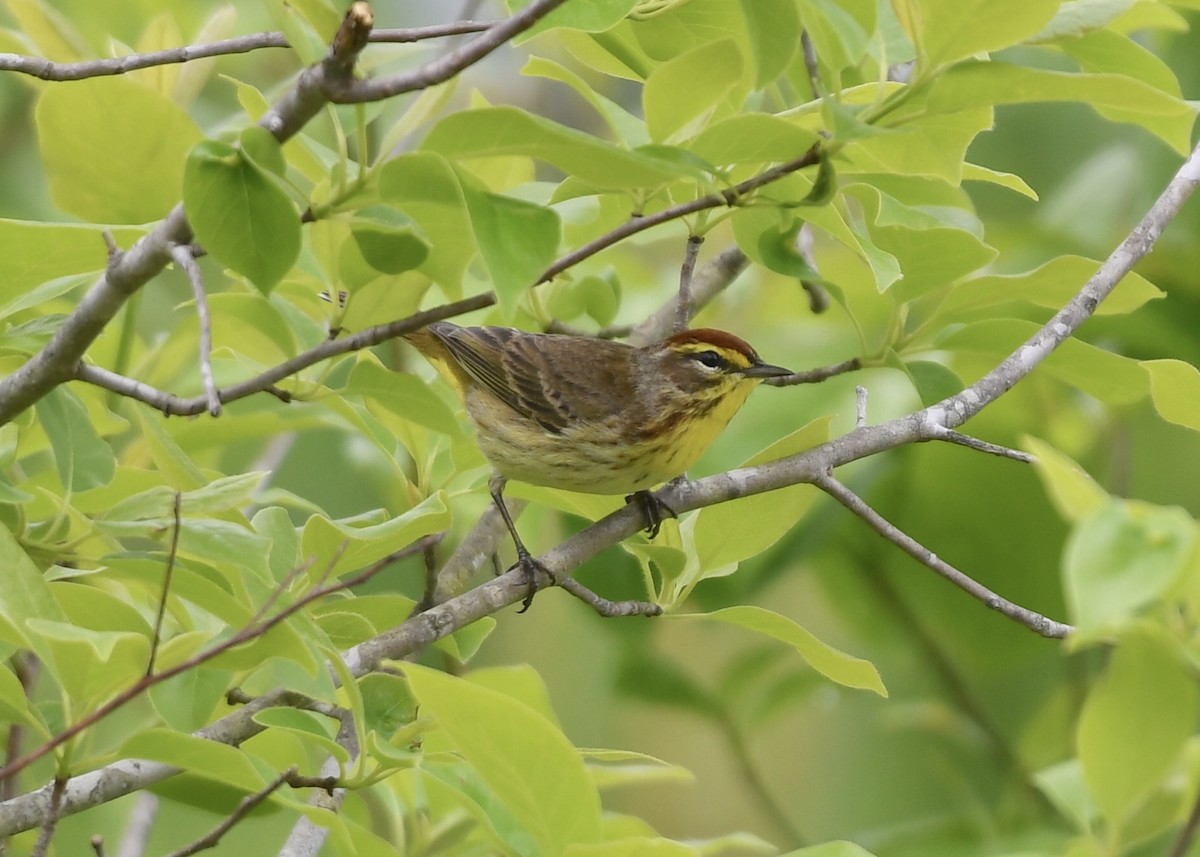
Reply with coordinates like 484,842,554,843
1,0,1200,854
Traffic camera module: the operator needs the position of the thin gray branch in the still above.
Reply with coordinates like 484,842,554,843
0,22,494,81
73,293,495,415
169,244,220,416
855,386,868,428
931,427,1034,463
764,357,861,387
815,473,1070,638
276,714,358,857
675,234,703,334
628,246,750,347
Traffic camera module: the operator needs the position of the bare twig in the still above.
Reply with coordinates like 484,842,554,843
764,357,861,387
169,244,220,416
538,146,821,286
161,768,295,857
147,492,182,676
815,473,1071,638
931,427,1034,464
676,235,703,334
73,293,496,415
276,712,359,856
0,22,494,81
629,247,750,346
800,30,821,99
855,386,868,428
29,776,65,857
557,577,662,617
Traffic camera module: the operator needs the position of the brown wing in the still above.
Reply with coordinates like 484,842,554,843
430,324,638,433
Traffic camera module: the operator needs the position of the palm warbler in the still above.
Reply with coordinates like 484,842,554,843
406,322,791,610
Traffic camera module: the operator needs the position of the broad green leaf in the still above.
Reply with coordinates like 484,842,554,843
893,0,1058,67
688,114,819,166
350,355,463,436
1031,0,1138,41
514,0,639,38
422,107,689,189
173,5,237,107
694,418,830,569
936,256,1162,323
349,223,430,275
801,0,877,75
522,57,649,147
740,0,801,86
0,221,145,319
7,0,87,61
405,663,603,852
1034,760,1099,832
580,748,694,790
0,525,64,668
253,708,349,763
299,492,450,576
119,728,268,791
183,138,300,292
207,292,298,364
1077,628,1199,823
27,619,150,704
0,663,50,738
1145,359,1200,433
904,359,963,405
924,62,1196,154
1064,500,1196,634
128,408,207,489
1024,437,1109,524
458,175,561,315
36,77,201,223
675,606,887,696
377,152,475,293
1060,28,1181,95
35,386,117,492
643,38,744,142
779,843,880,857
938,319,1149,405
148,666,231,732
961,162,1038,199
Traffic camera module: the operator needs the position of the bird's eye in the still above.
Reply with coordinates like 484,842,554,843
694,350,725,370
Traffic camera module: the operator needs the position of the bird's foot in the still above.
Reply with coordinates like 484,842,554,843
625,490,677,539
512,548,555,613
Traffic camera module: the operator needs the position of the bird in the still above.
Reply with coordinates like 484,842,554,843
405,322,792,611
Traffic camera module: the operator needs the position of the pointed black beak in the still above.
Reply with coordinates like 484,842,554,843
740,361,792,379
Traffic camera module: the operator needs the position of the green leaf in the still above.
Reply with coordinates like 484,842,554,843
0,663,50,739
936,256,1162,323
643,38,744,141
1024,437,1109,524
694,419,830,569
1145,359,1200,433
183,138,300,292
513,0,639,38
904,359,963,405
35,386,117,492
0,221,145,320
299,492,450,576
1077,628,1199,823
924,62,1197,154
687,114,819,166
740,0,801,86
148,667,232,732
405,663,603,852
35,77,202,223
1063,500,1196,635
1031,0,1141,43
779,843,880,857
893,0,1058,67
1033,760,1099,832
350,358,464,438
0,525,65,670
422,106,690,189
119,728,268,791
961,162,1038,199
27,619,150,705
206,293,298,366
458,176,561,315
566,840,697,856
937,319,1149,405
349,223,430,275
674,606,887,696
377,152,475,294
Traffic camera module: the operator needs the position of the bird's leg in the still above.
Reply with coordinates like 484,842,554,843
488,474,552,613
624,490,677,539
